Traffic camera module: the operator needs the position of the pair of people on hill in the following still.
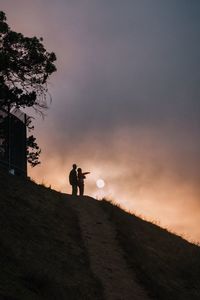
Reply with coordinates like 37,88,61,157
69,164,90,196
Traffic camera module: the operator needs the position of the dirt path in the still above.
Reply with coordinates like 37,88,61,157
71,197,149,300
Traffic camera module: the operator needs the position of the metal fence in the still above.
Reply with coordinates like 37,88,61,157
0,108,27,176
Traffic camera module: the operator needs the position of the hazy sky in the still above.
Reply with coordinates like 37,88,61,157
2,1,200,242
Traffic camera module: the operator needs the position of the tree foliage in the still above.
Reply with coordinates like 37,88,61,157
26,135,41,167
0,11,57,167
0,11,56,110
25,116,41,168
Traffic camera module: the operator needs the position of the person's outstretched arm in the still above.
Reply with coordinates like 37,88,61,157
83,172,90,175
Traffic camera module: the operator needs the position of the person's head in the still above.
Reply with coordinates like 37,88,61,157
72,164,77,170
77,168,82,173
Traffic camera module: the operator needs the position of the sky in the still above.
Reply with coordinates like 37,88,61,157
1,0,200,242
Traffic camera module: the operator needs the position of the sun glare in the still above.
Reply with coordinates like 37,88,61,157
96,179,105,189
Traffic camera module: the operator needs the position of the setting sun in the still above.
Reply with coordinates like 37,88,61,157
96,179,105,189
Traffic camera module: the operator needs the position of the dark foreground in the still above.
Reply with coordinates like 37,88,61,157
0,169,200,299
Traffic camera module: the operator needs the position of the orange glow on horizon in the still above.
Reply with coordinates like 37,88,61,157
29,156,200,244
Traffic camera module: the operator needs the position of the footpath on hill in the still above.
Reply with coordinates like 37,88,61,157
70,196,149,300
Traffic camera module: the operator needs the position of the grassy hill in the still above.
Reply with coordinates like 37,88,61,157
0,169,103,300
101,201,200,299
0,168,200,299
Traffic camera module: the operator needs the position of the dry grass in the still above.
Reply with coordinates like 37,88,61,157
0,169,103,300
101,199,200,300
1,167,200,300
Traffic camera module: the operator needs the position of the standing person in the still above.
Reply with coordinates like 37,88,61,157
69,164,78,196
77,168,90,196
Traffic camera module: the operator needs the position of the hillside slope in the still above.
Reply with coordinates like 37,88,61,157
0,170,103,300
70,197,148,300
0,169,200,299
101,201,200,300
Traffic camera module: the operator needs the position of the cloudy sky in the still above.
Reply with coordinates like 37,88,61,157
2,0,200,241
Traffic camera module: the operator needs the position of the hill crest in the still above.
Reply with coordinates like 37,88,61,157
0,169,200,300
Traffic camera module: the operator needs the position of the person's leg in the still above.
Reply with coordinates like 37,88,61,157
82,184,84,196
79,184,84,196
72,185,74,195
75,185,77,195
72,185,77,196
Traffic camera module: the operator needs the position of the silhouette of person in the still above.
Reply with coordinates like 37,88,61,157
69,164,78,196
77,168,90,196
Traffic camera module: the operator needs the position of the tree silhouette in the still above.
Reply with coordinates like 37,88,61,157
26,135,41,167
0,11,57,167
0,11,56,110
